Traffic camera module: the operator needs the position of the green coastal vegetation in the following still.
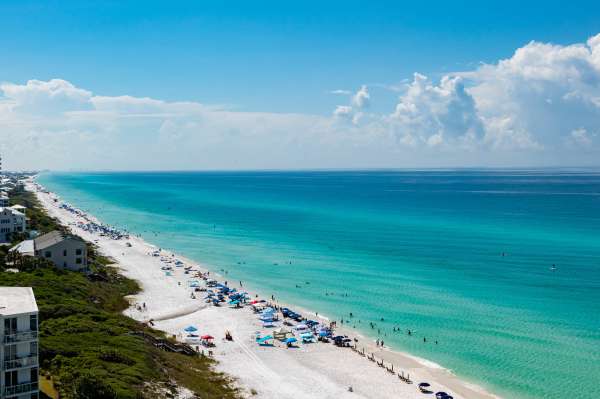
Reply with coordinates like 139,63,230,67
1,188,239,399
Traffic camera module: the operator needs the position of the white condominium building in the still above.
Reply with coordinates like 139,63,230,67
0,209,26,244
0,287,39,399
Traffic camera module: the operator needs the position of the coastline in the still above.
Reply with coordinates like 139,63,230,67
30,180,501,399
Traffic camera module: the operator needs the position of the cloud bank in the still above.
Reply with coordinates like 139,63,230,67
2,33,600,170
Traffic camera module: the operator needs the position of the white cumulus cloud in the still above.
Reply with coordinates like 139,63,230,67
0,79,92,115
2,33,600,170
389,73,484,147
352,85,370,109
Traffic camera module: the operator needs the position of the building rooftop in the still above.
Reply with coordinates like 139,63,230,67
0,207,24,216
33,230,85,250
0,287,38,315
10,239,35,255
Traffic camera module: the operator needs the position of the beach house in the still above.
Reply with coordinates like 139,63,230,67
32,231,88,272
0,208,26,243
0,287,39,399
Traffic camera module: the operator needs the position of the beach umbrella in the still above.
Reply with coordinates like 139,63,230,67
201,335,214,340
419,383,431,388
258,335,274,342
435,392,448,399
184,326,198,332
284,337,297,343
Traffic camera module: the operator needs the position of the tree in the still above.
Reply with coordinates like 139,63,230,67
73,374,117,399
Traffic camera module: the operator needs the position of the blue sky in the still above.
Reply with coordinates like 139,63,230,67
1,1,600,170
3,0,600,114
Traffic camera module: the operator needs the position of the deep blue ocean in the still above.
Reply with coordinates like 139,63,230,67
38,170,600,399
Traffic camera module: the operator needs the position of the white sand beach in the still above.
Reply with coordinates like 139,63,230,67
31,183,500,399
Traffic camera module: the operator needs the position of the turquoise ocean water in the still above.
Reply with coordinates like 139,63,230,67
38,171,600,399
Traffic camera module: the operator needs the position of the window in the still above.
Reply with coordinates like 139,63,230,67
76,258,82,264
5,344,16,360
4,317,17,335
44,251,51,258
30,314,38,331
76,248,82,255
30,341,38,356
31,367,39,382
4,370,18,386
63,249,67,256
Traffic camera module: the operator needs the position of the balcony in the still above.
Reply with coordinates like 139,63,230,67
4,381,38,396
3,330,38,343
4,355,38,370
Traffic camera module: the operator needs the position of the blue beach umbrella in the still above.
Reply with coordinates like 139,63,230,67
284,337,297,343
184,325,198,332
